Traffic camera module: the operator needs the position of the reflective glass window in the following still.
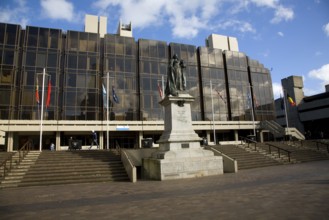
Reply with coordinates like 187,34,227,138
36,53,46,67
21,90,33,105
0,68,12,84
88,34,97,52
47,53,57,67
67,74,76,87
50,29,59,49
86,75,96,88
116,58,124,71
79,33,88,51
3,50,14,65
26,52,36,66
0,24,4,44
6,24,18,45
68,55,77,68
78,55,86,69
142,77,151,90
27,27,38,47
25,71,34,86
38,28,48,48
76,74,86,87
68,31,78,50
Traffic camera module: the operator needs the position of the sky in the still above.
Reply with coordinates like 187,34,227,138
1,0,328,99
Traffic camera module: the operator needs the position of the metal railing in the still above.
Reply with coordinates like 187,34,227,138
0,140,32,179
299,140,329,153
265,143,291,162
240,136,257,151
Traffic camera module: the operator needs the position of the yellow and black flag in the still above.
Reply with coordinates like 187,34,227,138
287,94,296,106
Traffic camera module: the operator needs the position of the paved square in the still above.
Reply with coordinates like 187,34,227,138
1,160,328,219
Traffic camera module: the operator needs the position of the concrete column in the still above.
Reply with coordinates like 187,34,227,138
7,132,13,152
234,130,239,141
206,131,211,143
56,131,60,151
99,132,104,150
259,131,264,143
138,131,143,148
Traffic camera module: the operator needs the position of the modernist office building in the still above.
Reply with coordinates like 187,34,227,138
275,75,329,139
0,15,276,151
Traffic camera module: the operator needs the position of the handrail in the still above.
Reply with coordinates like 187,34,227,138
239,136,257,151
265,143,291,162
0,140,32,179
312,140,329,153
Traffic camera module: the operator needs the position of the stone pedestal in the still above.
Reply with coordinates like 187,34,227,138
142,93,223,180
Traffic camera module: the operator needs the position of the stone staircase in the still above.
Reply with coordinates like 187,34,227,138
0,151,41,188
210,145,282,170
0,150,129,188
265,142,329,163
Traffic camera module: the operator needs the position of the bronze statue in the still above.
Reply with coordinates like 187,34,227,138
165,54,186,96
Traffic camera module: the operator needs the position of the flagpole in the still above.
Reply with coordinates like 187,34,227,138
210,80,216,145
249,84,256,137
282,88,289,135
107,72,109,150
39,68,46,151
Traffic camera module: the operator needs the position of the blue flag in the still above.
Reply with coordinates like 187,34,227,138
102,84,108,109
112,86,119,103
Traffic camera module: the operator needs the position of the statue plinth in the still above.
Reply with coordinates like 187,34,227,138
142,93,223,180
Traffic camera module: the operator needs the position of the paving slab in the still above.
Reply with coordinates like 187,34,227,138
0,160,329,220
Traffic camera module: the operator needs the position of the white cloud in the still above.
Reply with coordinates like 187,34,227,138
272,82,283,99
308,64,329,87
250,0,294,24
92,0,293,39
277,31,284,37
40,0,74,21
270,5,294,23
0,0,29,27
323,23,329,37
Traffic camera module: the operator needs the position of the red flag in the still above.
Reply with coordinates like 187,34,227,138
35,77,40,104
158,82,163,98
46,79,51,108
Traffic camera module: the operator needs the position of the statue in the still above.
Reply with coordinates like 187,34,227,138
165,54,186,96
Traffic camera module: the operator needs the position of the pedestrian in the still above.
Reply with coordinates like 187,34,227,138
50,142,55,151
89,130,99,149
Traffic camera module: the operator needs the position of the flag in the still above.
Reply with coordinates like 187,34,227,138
35,76,40,104
287,93,296,106
46,79,51,108
112,86,119,103
102,84,108,109
158,82,163,98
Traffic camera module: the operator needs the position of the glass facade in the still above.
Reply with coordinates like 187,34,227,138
0,23,21,119
248,58,275,121
0,22,276,123
104,34,138,120
63,31,100,120
19,26,62,120
199,47,228,121
224,51,251,121
139,39,168,121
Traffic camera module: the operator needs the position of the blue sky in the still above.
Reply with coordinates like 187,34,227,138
1,0,328,99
